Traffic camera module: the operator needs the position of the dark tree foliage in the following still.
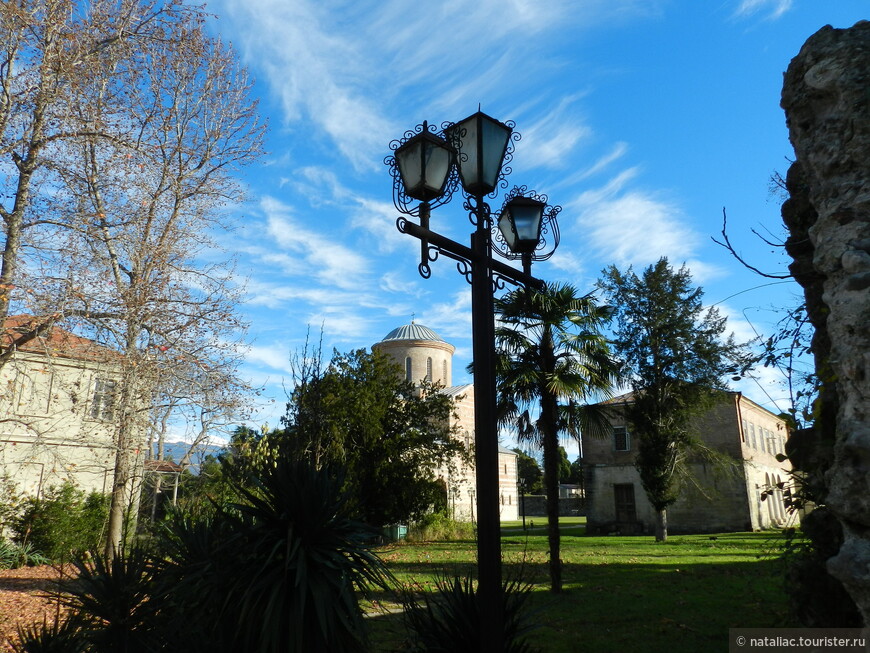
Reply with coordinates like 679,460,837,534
568,456,584,487
557,446,571,484
512,448,543,494
281,348,467,527
598,258,751,541
494,282,619,592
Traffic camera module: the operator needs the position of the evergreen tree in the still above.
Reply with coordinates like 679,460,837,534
598,258,751,541
282,348,467,527
512,448,543,494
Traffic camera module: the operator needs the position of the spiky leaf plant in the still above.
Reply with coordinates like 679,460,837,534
401,574,538,652
59,546,161,653
13,614,89,653
223,457,394,653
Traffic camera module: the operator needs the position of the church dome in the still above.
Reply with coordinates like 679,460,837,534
380,322,446,343
374,321,454,387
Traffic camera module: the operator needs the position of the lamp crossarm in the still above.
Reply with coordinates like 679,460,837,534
396,218,545,290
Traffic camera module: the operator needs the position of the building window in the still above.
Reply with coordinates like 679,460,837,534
749,423,756,449
443,360,448,384
405,357,412,382
91,378,117,421
15,368,54,415
614,483,637,522
426,357,432,382
613,426,630,452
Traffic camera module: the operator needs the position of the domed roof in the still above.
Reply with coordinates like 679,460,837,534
380,322,446,343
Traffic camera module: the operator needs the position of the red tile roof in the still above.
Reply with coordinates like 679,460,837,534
2,315,119,363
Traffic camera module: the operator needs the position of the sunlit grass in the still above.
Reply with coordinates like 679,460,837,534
367,523,792,652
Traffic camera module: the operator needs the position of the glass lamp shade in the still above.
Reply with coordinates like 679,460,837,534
445,111,512,196
395,130,453,202
498,195,545,254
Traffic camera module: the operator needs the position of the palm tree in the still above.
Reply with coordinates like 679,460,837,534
494,283,619,593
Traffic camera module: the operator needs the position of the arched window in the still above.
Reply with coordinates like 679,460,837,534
426,357,432,381
405,357,412,382
443,360,448,384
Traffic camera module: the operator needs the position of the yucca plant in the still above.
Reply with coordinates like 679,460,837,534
58,546,161,653
148,456,394,653
148,509,241,652
13,614,89,653
0,539,50,569
222,457,394,653
401,574,538,652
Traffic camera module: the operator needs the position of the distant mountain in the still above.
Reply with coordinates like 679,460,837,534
150,441,226,474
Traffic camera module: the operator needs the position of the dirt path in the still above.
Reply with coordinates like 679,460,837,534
0,566,67,652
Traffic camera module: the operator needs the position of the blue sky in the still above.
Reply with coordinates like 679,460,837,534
198,1,866,452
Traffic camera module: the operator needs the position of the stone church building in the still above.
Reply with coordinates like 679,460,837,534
373,322,518,522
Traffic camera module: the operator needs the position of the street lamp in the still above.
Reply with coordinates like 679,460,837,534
393,121,454,204
386,110,560,650
519,478,527,531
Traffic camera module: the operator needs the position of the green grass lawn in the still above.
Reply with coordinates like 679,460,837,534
367,520,793,652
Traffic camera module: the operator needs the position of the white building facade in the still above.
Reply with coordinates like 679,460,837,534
1,317,144,502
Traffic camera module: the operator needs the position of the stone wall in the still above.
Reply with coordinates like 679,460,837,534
516,495,583,518
781,21,870,623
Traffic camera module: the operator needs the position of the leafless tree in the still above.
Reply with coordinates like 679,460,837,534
0,1,265,557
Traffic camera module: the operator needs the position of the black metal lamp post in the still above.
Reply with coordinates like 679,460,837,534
519,478,527,531
387,111,560,651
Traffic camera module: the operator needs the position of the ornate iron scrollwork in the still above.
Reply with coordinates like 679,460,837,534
385,122,458,217
490,185,561,263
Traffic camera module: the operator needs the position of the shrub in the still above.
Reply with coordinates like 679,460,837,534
13,615,89,653
13,483,109,561
407,512,475,542
0,473,24,536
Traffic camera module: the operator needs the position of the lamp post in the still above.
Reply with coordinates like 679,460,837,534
519,478,527,531
387,112,560,650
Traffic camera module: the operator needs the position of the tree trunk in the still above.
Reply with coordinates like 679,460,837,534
540,357,563,593
104,427,131,560
781,22,870,625
542,429,562,593
655,508,668,542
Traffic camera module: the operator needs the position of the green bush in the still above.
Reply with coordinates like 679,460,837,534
0,473,24,535
13,482,109,561
407,512,475,542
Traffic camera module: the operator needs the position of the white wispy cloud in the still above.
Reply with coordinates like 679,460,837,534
246,343,294,373
570,169,701,269
350,196,413,254
259,196,371,290
210,0,663,172
419,289,473,342
379,271,425,297
733,0,793,20
517,97,593,170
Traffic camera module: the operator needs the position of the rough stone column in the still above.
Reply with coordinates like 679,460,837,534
781,21,870,623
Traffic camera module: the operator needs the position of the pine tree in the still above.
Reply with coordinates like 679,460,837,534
598,258,751,541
